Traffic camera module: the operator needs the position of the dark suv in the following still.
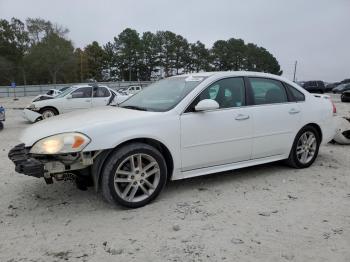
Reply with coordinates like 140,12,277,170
301,81,326,93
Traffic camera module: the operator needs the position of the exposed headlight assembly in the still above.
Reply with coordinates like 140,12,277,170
30,133,91,154
28,104,41,111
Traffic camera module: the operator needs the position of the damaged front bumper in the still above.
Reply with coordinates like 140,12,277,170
22,108,42,123
8,143,45,178
8,143,103,187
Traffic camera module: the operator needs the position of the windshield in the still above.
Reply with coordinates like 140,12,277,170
59,86,70,92
333,84,346,90
120,76,206,112
55,87,74,98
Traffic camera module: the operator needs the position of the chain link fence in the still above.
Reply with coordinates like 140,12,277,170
0,81,153,97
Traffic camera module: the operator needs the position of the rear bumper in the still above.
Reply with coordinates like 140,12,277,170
8,143,44,178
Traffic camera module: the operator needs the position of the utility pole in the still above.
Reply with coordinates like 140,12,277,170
80,51,83,83
293,60,297,82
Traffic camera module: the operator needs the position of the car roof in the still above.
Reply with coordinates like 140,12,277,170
70,84,109,89
172,71,281,78
171,71,293,83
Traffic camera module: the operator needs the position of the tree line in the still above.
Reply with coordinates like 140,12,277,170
0,17,282,86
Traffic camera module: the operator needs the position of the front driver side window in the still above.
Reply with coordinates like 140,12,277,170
186,77,246,112
71,87,92,99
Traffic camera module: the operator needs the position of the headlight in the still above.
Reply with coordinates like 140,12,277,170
30,133,91,154
28,104,39,111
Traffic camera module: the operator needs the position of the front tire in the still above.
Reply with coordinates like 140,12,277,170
286,126,320,168
39,107,58,119
101,143,167,208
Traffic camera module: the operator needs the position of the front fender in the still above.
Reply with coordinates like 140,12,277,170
91,149,113,192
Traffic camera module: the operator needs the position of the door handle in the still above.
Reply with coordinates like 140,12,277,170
235,114,250,120
289,108,300,114
85,99,91,102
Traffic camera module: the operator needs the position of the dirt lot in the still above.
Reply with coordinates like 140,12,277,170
0,95,349,262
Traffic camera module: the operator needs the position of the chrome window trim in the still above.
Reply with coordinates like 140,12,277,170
181,75,303,115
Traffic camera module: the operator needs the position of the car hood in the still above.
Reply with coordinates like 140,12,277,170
21,106,158,146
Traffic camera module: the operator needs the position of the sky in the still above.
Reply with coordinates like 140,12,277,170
1,0,349,82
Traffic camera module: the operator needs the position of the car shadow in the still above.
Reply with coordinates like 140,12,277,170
13,161,294,214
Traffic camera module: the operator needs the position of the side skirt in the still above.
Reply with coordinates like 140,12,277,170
174,155,288,180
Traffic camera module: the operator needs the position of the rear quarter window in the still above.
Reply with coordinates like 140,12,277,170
286,84,305,102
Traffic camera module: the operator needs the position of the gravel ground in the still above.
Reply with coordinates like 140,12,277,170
0,95,349,262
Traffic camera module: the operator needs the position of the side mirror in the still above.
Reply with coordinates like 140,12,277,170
195,99,219,112
66,94,72,99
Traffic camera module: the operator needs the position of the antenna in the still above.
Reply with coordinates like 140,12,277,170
293,61,297,82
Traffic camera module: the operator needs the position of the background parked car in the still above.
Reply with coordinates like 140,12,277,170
301,81,326,93
341,90,350,102
332,83,350,94
118,85,142,95
23,84,131,122
0,106,5,130
32,86,70,102
341,78,350,84
325,82,340,92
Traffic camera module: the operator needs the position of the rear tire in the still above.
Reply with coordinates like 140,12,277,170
286,126,320,168
341,94,348,102
101,143,167,208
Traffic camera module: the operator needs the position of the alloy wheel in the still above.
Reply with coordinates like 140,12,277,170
113,153,160,203
296,131,317,164
42,110,55,119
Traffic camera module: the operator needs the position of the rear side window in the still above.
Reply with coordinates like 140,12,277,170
71,87,92,98
93,87,110,97
249,78,288,105
317,81,325,88
286,84,305,102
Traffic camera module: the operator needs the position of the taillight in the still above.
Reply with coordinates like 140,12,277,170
331,100,337,114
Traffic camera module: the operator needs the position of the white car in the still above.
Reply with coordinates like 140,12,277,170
23,84,131,122
118,85,142,95
9,71,337,208
31,87,70,102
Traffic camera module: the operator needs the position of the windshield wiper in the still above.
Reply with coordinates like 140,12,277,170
121,105,148,111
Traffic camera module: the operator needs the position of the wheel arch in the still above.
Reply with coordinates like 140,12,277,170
39,106,60,115
301,123,323,143
92,137,174,192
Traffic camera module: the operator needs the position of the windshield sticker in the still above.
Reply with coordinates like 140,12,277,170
185,76,204,82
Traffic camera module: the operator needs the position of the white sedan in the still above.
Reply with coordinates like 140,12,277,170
23,84,131,122
117,85,143,95
31,87,71,102
9,71,337,208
